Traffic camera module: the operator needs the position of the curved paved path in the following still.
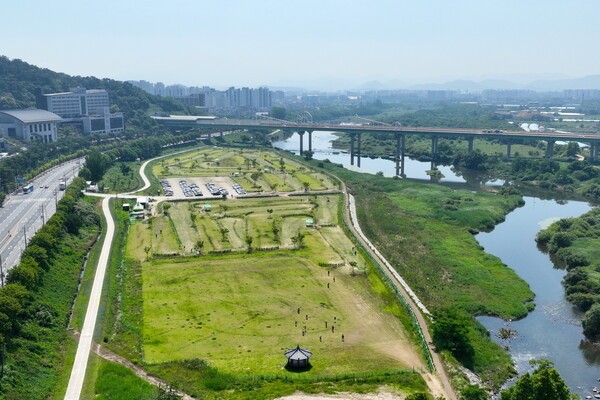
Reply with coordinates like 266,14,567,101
64,197,114,400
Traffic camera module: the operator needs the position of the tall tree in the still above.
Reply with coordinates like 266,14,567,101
85,151,110,182
500,360,572,400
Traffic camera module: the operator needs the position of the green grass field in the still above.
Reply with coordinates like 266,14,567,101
98,149,441,398
134,194,425,378
152,147,337,194
142,253,415,375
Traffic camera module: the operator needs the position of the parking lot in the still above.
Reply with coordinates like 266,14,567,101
160,177,247,199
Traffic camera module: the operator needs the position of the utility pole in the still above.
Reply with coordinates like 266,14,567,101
0,254,4,286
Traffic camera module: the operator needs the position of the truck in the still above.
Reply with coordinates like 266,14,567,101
59,181,66,191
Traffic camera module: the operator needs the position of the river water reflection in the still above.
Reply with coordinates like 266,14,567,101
477,198,599,397
273,131,600,396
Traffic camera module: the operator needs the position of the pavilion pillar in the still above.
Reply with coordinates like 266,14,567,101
506,142,512,159
545,140,555,158
298,131,304,155
357,133,362,167
467,137,474,153
308,131,312,152
350,134,355,166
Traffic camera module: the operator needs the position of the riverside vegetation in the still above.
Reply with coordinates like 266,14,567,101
536,207,600,341
332,130,600,201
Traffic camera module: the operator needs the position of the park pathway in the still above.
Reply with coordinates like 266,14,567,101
64,197,114,400
343,190,457,400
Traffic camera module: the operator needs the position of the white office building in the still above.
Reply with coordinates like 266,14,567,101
0,109,62,143
44,87,123,134
45,87,110,118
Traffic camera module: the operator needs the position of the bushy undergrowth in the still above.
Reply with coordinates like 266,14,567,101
536,207,600,340
0,178,101,399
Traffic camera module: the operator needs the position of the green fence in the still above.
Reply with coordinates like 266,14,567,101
339,198,435,372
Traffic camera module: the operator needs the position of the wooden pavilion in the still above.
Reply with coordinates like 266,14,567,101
284,345,312,369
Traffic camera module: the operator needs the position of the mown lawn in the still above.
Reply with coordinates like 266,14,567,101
142,253,419,374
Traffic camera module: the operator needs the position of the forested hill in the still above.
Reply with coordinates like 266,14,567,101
0,55,191,130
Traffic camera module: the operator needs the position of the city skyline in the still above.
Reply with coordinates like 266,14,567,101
1,1,599,90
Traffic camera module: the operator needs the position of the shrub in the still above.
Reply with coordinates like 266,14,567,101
582,304,600,341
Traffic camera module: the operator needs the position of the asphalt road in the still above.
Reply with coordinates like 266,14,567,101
0,158,83,282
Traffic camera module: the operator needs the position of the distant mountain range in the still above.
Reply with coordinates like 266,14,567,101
269,75,600,93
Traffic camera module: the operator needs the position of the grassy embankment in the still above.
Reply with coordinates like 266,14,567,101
315,160,534,388
0,179,101,399
90,148,432,399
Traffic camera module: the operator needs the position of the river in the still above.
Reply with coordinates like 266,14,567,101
273,131,600,397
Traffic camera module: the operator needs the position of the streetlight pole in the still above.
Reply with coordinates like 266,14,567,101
23,226,27,247
40,204,45,225
0,254,4,286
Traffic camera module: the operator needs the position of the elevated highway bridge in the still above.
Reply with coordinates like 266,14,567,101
152,116,600,176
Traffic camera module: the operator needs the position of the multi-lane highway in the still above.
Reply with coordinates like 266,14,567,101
0,158,83,282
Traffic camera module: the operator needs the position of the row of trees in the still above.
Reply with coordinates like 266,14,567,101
0,177,101,397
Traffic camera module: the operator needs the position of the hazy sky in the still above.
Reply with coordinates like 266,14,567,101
2,0,599,89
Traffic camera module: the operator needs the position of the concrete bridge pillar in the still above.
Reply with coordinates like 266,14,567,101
350,134,355,166
208,131,212,139
220,130,224,138
591,142,598,162
357,133,362,167
467,137,474,153
298,131,305,155
252,131,256,147
545,140,555,158
506,142,512,159
395,134,406,177
308,131,313,152
431,136,438,171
